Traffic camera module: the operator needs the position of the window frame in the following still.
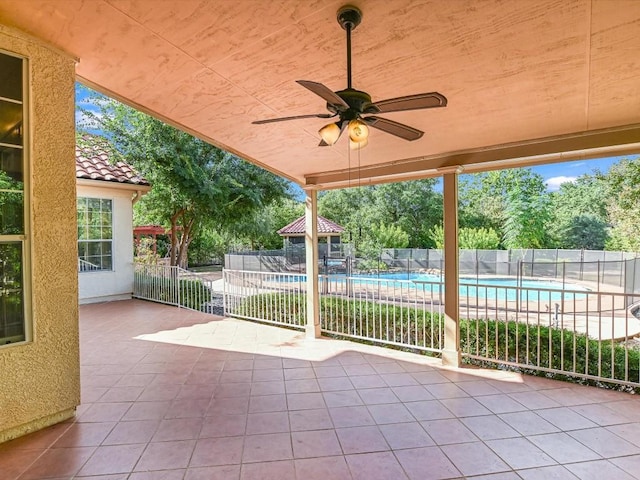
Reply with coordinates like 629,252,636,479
0,49,32,348
77,196,114,273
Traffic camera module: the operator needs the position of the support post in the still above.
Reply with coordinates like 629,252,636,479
442,173,461,367
305,189,321,339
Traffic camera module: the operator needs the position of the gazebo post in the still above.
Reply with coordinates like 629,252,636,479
304,189,321,339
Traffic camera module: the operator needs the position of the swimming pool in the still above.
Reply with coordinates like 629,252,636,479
352,273,590,301
276,272,590,302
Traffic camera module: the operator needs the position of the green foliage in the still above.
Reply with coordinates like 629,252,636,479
429,225,500,249
601,157,640,252
461,319,640,386
369,222,409,249
238,293,640,387
187,227,228,266
134,237,160,264
548,175,609,249
134,272,210,311
233,198,304,250
318,180,442,252
358,222,409,259
459,169,551,249
459,227,501,249
560,214,609,250
236,293,443,348
179,278,212,311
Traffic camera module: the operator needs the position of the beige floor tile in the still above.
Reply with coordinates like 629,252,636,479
564,459,636,480
242,433,293,463
345,451,408,480
240,460,295,480
336,426,389,454
294,455,353,480
486,437,556,469
291,429,342,458
378,422,434,449
568,426,640,457
395,446,461,480
527,432,601,463
421,418,479,445
461,415,520,440
440,441,510,476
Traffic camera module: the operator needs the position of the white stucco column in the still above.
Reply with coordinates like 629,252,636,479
442,173,461,366
305,189,321,339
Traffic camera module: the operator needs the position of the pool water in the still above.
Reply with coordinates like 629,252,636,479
350,272,590,302
276,272,590,302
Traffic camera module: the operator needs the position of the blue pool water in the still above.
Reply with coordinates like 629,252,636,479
358,273,590,301
277,272,590,302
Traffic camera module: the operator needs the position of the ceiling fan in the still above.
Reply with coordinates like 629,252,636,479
252,5,447,149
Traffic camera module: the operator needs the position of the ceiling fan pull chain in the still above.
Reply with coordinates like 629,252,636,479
346,21,352,89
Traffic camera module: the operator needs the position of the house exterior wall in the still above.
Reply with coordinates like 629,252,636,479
77,183,135,304
0,25,79,442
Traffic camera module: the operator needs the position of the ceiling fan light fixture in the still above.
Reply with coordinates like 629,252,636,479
319,122,342,145
348,119,369,143
350,137,368,150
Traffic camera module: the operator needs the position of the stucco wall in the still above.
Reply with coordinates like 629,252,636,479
77,183,135,304
0,26,80,442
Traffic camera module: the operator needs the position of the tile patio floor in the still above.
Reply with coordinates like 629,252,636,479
2,299,640,479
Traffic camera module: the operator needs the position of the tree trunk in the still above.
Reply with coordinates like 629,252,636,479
169,209,184,266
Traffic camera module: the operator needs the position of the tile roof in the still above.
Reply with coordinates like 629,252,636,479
277,215,345,235
76,135,150,186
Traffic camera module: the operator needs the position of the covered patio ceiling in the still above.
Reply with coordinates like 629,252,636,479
1,0,640,189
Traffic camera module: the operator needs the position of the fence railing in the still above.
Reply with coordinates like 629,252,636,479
133,263,217,313
133,264,640,388
223,269,640,388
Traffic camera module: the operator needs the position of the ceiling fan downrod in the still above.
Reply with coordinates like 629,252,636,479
337,5,362,90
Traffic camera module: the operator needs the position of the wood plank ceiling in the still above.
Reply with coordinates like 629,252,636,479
1,0,639,189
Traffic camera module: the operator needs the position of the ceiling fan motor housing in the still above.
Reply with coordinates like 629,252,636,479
337,5,362,30
327,88,380,118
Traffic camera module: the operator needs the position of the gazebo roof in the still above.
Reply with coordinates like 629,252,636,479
278,215,344,236
133,225,167,236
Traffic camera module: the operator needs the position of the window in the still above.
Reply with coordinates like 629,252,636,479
0,51,28,346
77,197,113,271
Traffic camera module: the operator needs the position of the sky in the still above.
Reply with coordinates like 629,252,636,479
75,84,637,195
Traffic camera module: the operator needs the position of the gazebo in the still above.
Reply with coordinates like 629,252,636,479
278,215,344,258
133,225,170,255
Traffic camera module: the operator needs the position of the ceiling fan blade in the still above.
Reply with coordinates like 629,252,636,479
362,116,424,141
371,92,447,114
252,113,334,125
296,80,349,110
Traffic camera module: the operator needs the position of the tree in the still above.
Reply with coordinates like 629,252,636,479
548,174,609,249
561,214,609,250
372,180,442,247
318,179,442,251
232,198,304,250
459,169,551,248
600,156,640,252
79,98,290,267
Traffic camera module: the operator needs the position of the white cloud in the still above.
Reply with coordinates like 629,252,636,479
545,176,577,191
